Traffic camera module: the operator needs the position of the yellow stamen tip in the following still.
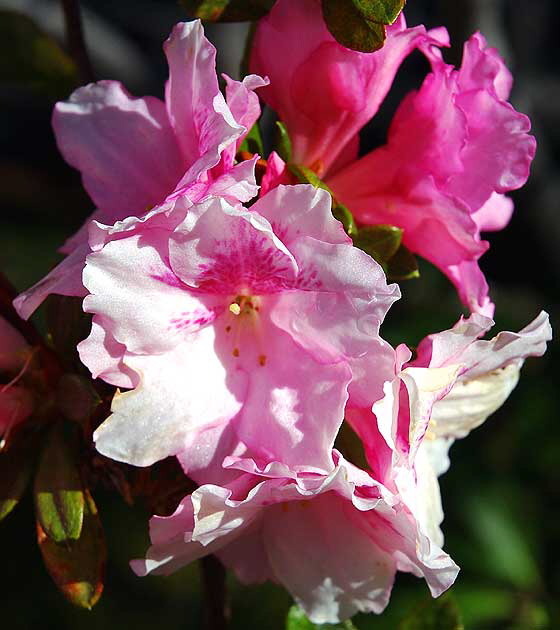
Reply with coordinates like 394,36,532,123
229,303,241,315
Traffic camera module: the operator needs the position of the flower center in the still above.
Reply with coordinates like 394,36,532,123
225,295,266,366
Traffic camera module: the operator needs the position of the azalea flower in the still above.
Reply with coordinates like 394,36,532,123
131,453,458,624
14,20,267,319
250,0,536,315
78,185,399,468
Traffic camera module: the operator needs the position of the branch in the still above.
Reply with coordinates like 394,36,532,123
200,555,230,630
60,0,95,84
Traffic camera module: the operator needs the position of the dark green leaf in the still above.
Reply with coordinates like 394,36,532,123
331,202,357,237
386,245,419,281
275,121,293,163
180,0,276,21
321,0,405,52
34,422,85,543
288,163,357,236
322,0,386,52
286,604,358,629
352,225,403,264
38,488,105,609
399,594,464,630
0,445,32,521
352,0,406,24
0,11,78,100
239,121,264,156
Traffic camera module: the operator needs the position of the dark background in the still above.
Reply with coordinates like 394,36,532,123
0,1,558,628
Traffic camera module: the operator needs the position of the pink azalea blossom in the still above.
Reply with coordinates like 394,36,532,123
0,317,34,440
14,20,267,320
251,0,536,315
328,32,535,315
131,452,458,624
347,311,551,547
250,0,437,176
78,185,399,469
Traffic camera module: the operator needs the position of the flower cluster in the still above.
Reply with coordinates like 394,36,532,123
14,0,550,623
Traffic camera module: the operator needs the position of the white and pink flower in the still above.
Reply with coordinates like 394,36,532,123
79,185,399,469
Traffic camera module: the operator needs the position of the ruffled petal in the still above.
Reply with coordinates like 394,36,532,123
52,81,183,219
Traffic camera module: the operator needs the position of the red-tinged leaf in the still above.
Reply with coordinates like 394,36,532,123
34,422,85,543
56,373,101,424
38,489,105,610
0,445,32,521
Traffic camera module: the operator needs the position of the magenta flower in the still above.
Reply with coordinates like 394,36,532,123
251,0,536,315
250,0,434,176
132,453,458,624
14,20,267,319
78,185,399,468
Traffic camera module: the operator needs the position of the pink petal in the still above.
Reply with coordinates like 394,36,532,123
53,81,183,219
263,493,396,623
471,192,514,232
250,0,435,173
13,244,89,320
251,185,349,247
164,21,244,182
169,197,298,294
82,230,219,355
232,323,351,472
92,328,247,466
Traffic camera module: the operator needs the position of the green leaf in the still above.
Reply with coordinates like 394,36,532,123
352,0,405,24
386,245,419,281
288,163,357,236
180,0,276,21
286,604,358,629
399,594,464,630
275,121,293,163
321,0,405,52
322,0,385,53
0,10,78,100
239,121,264,156
38,488,106,609
0,445,32,521
352,225,403,264
34,422,85,543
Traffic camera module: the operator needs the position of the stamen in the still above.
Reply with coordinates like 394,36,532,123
229,303,241,315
